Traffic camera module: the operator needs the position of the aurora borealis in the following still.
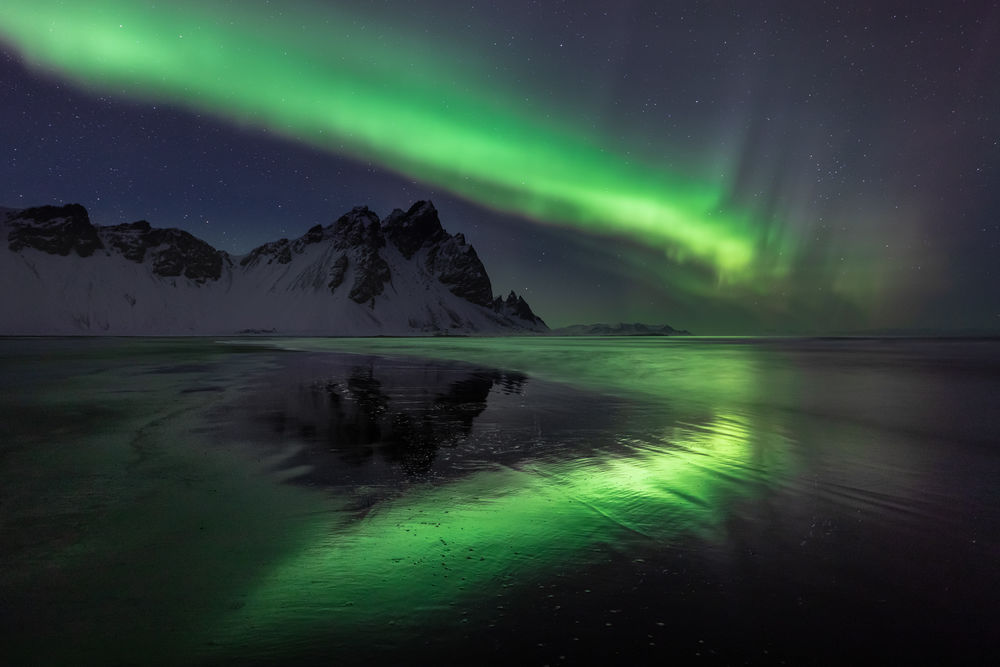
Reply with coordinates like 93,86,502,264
1,1,998,332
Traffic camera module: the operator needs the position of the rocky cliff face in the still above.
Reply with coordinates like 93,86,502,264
7,204,104,257
235,200,534,320
384,201,494,307
493,291,547,329
102,220,227,282
328,206,392,305
1,201,547,335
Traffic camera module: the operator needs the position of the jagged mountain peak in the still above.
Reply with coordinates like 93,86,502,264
383,200,446,259
333,205,381,230
2,200,548,335
343,204,379,219
7,202,103,257
331,205,384,250
493,290,547,328
386,199,438,224
16,203,91,223
100,220,225,282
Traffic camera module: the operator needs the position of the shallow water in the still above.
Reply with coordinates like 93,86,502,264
1,336,997,664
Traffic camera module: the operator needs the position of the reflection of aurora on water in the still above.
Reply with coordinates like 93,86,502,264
213,416,766,650
205,338,804,646
3,338,996,664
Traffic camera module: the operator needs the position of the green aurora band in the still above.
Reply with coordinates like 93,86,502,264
0,1,795,286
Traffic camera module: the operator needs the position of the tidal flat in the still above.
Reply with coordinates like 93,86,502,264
1,336,997,664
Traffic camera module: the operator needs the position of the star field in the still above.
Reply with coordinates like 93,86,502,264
1,1,997,333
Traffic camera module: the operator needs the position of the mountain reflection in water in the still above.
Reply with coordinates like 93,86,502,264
227,355,528,479
0,337,996,666
199,347,780,664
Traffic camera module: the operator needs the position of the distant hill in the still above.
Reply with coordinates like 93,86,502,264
0,201,547,335
550,322,691,336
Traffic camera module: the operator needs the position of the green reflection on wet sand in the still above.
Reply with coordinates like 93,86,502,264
2,337,788,663
209,409,773,657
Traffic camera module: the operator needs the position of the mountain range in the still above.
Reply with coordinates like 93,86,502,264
0,200,547,335
550,323,691,336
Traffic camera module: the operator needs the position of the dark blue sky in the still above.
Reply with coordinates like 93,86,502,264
2,1,998,333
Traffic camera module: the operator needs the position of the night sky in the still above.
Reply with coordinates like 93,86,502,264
1,1,998,334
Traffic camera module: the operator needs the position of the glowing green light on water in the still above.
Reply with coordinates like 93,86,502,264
201,337,788,654
210,414,767,653
0,1,793,282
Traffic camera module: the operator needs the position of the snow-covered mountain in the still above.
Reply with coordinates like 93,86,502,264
0,201,547,335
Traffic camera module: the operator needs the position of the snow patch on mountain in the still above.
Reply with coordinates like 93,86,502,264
0,201,547,336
